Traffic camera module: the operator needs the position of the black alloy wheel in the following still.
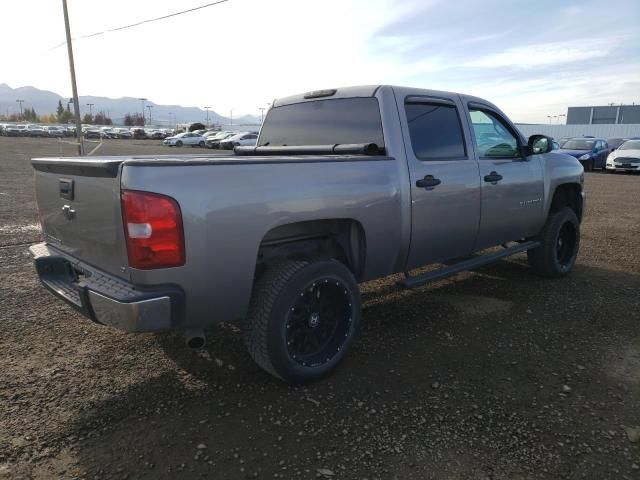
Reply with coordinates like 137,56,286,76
245,260,361,383
285,278,353,368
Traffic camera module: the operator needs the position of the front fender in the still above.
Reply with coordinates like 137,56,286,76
540,152,585,216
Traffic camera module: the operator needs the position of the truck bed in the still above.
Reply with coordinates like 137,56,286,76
31,151,405,325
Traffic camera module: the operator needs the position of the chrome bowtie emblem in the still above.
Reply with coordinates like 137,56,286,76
308,312,320,328
61,204,76,220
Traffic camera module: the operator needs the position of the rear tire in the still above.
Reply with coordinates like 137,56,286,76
245,259,361,384
584,159,593,172
527,207,580,278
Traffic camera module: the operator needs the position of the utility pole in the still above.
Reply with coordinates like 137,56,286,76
62,0,84,155
204,106,211,127
259,107,265,124
230,108,234,126
139,97,147,125
16,99,24,119
86,103,94,117
146,105,153,125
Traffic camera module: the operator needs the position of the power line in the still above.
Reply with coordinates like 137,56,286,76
50,0,230,50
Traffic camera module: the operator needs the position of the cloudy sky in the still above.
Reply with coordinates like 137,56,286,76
3,0,639,122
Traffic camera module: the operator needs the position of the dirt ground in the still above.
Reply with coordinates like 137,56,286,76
0,136,638,480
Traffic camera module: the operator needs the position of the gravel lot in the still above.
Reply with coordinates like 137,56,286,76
0,136,639,480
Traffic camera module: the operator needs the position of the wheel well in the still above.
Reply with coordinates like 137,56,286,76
256,219,366,281
549,183,583,221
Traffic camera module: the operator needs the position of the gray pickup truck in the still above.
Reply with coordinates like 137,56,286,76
30,85,585,383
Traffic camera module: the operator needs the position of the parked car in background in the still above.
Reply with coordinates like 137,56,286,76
113,128,133,139
202,130,222,139
84,129,101,139
25,125,47,137
4,124,27,136
606,138,629,151
557,137,609,171
606,139,640,173
205,131,237,149
131,128,147,140
99,127,117,139
220,132,258,150
163,132,206,147
43,126,64,137
557,137,572,148
147,129,166,140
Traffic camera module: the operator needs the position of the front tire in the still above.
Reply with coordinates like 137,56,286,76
245,260,361,384
583,159,593,172
527,207,580,278
198,141,205,147
175,140,183,147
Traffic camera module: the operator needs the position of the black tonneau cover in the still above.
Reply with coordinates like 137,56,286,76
31,143,390,176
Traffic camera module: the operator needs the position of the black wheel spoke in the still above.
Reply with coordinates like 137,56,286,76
556,221,577,267
308,334,321,350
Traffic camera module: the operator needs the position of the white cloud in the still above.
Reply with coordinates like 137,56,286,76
462,38,616,69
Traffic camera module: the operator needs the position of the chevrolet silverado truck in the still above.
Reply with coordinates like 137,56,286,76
29,85,585,383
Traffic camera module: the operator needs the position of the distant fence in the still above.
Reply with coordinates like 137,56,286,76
516,124,640,139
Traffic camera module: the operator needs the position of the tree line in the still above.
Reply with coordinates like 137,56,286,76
0,99,153,126
0,99,115,125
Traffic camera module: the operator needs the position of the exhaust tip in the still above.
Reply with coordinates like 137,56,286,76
185,328,206,349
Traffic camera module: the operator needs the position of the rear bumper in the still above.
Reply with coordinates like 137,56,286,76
29,242,183,332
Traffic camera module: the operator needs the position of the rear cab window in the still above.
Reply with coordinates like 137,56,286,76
258,98,385,148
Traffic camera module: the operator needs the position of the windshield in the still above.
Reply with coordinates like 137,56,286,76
259,97,385,147
619,140,640,150
607,138,626,148
212,132,232,140
562,139,595,150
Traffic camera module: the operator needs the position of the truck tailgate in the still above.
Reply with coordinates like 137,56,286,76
31,157,129,279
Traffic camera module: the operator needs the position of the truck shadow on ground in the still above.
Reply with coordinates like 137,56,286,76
58,260,640,479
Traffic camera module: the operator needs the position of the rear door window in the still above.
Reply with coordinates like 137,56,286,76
405,101,466,160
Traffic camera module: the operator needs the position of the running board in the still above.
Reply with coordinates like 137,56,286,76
397,241,540,289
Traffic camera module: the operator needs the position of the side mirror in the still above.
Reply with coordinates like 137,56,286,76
528,134,553,155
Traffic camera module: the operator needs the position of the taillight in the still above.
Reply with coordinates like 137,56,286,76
121,190,185,269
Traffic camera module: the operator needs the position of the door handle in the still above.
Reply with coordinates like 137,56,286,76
483,171,503,184
416,175,441,189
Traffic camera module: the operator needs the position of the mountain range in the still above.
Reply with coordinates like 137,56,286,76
0,83,260,126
